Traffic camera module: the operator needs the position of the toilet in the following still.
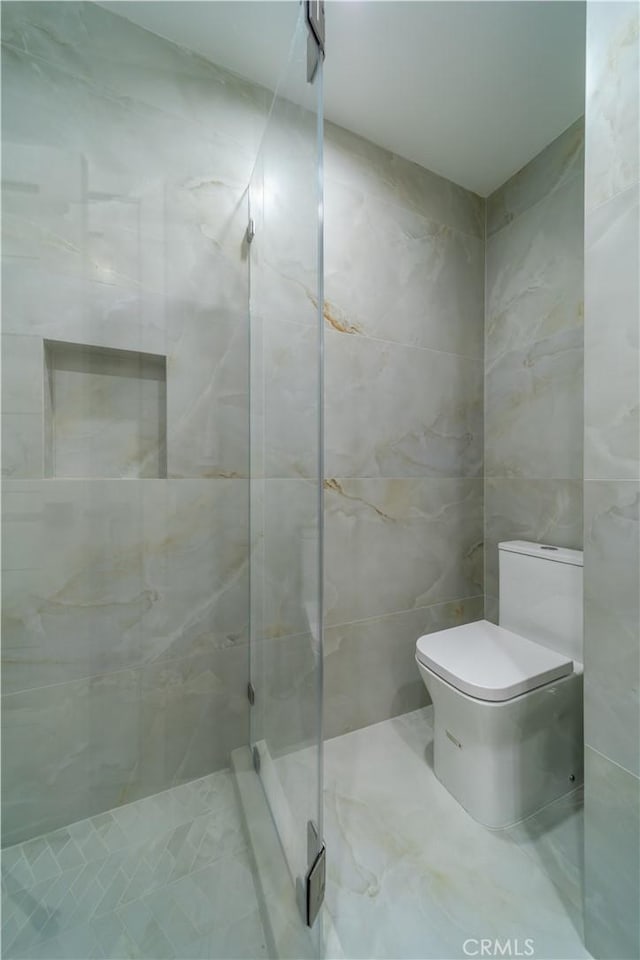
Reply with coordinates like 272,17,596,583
415,540,584,829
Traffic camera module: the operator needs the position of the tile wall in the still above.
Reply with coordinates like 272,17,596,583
583,3,640,957
322,125,486,737
484,119,585,622
1,0,267,845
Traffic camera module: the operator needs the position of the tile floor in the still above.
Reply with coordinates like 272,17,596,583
1,770,268,959
2,708,591,960
276,706,590,960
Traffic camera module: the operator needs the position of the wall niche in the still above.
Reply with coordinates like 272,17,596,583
44,340,167,478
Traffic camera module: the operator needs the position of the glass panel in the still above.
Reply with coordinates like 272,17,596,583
248,2,324,940
0,3,304,959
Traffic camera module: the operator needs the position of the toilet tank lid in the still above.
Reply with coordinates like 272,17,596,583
498,540,583,567
416,620,573,701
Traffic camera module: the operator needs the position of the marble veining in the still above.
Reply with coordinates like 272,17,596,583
584,182,640,481
583,480,640,777
484,121,584,624
325,331,483,480
584,2,640,212
1,769,268,960
583,6,640,957
323,599,484,739
583,747,640,960
325,121,485,240
487,119,585,237
324,478,483,627
324,177,484,357
1,0,259,843
1,480,249,693
272,709,589,960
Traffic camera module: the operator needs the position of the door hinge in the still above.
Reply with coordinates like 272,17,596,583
247,681,255,706
305,842,326,927
305,0,325,83
252,745,261,774
299,820,325,927
246,218,255,244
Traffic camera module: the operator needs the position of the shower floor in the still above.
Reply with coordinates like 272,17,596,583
1,770,268,960
2,708,591,960
275,706,591,960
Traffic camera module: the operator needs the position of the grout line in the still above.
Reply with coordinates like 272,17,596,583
323,323,484,363
1,644,249,699
585,177,640,219
585,743,640,783
325,595,485,632
486,162,584,241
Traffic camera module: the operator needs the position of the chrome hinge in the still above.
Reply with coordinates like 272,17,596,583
298,820,325,927
305,0,325,83
305,844,326,927
246,218,255,244
252,745,261,774
247,681,255,706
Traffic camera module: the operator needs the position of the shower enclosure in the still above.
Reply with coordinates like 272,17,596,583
247,5,325,930
1,2,325,957
3,2,640,960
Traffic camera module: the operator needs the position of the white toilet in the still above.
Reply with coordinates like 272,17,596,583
415,540,584,829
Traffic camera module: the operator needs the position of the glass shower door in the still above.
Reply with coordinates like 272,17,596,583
248,3,325,940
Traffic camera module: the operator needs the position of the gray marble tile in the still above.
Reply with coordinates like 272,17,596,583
1,415,43,479
584,480,640,776
505,787,584,936
2,674,97,845
324,478,483,627
324,178,484,357
585,1,640,212
1,649,249,846
250,477,320,643
250,315,320,481
485,326,583,479
45,342,167,480
1,3,265,184
141,648,249,791
1,336,44,415
325,120,485,238
584,182,640,480
324,598,483,740
252,630,321,759
248,96,321,337
2,3,257,486
484,478,583,603
1,480,249,693
166,310,249,479
485,168,583,480
325,331,483,479
485,173,584,365
1,769,262,960
487,119,584,237
274,709,590,960
484,593,500,626
584,747,640,960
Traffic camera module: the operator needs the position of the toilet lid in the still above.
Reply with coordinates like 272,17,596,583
415,620,573,702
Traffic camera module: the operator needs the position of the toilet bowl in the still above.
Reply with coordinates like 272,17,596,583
415,540,584,829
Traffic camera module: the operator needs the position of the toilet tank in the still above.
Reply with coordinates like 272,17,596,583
498,541,583,664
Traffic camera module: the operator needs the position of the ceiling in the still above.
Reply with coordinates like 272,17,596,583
99,1,586,197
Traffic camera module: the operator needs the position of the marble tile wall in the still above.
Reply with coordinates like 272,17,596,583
322,123,486,737
1,1,267,844
484,120,585,619
583,4,640,957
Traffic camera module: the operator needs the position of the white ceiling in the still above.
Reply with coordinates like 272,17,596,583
99,1,586,197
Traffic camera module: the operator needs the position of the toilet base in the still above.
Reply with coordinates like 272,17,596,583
416,659,584,829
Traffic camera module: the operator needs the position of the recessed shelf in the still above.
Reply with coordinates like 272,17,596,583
44,340,167,478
